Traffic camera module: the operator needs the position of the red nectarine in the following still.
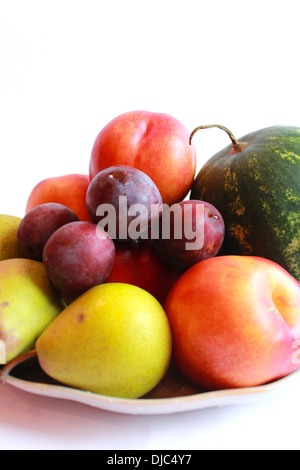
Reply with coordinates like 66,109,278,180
165,256,300,390
26,174,92,222
106,241,183,305
89,110,197,206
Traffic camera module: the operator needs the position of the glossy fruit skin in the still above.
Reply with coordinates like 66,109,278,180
89,110,197,205
165,255,300,391
86,165,162,241
191,126,300,281
36,283,172,399
43,221,115,303
26,174,92,222
152,200,225,269
17,203,79,261
106,241,183,305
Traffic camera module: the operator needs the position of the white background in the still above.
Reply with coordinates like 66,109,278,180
1,0,300,450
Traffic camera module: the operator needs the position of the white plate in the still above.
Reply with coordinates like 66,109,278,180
1,350,300,415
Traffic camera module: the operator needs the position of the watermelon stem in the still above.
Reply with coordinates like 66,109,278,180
189,124,242,152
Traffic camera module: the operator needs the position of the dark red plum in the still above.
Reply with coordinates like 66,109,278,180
152,200,225,270
17,203,79,261
43,221,115,303
86,165,162,242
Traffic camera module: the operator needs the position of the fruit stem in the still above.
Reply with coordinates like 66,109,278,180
189,124,242,152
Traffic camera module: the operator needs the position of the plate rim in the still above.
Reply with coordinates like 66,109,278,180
2,350,300,415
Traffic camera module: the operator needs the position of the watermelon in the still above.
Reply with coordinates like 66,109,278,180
190,125,300,281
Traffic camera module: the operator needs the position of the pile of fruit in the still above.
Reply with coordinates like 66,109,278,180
0,110,300,400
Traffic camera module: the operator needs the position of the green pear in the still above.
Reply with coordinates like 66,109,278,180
0,258,65,364
36,283,172,399
0,214,23,260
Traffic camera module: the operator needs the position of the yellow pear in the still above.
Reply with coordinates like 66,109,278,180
0,258,65,364
0,214,23,260
36,283,173,399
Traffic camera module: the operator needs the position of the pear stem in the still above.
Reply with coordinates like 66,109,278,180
189,124,241,152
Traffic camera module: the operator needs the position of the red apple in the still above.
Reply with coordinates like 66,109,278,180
106,241,183,305
165,255,300,390
26,174,92,222
89,110,197,206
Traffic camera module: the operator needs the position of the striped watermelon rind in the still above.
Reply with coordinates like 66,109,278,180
190,125,300,281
